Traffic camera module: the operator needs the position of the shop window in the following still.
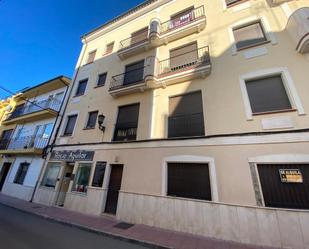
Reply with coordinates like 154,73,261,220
92,162,106,188
14,162,30,185
113,103,140,141
41,163,61,188
168,91,204,138
72,163,92,193
233,21,267,50
167,162,212,201
245,75,292,114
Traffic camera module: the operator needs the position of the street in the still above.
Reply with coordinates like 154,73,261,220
0,204,148,249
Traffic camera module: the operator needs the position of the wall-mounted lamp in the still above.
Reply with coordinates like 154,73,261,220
98,114,106,132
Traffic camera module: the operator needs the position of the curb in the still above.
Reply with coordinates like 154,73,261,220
0,202,173,249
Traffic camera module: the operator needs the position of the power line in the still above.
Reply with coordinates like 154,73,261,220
0,85,61,116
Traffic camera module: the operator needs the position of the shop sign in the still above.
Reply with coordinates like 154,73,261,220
50,150,94,162
279,169,303,183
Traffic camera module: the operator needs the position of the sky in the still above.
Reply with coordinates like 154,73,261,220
0,0,145,98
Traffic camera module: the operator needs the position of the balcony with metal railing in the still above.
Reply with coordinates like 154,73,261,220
0,135,49,155
3,98,62,125
118,29,150,59
117,6,207,59
160,6,206,35
158,46,211,85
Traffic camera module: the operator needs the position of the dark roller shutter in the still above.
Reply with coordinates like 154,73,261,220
170,42,198,70
131,27,148,45
123,60,145,86
113,104,140,141
168,163,212,201
168,91,204,138
246,75,292,114
257,164,309,209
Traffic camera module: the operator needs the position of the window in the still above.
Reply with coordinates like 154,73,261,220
92,162,106,188
105,42,114,55
85,111,98,129
245,75,292,114
131,27,149,46
10,104,25,119
75,79,88,96
113,103,140,141
86,50,96,64
97,73,107,87
233,21,267,50
14,162,30,185
226,0,247,7
167,163,212,201
123,60,145,86
72,163,92,193
168,91,205,138
170,42,198,71
63,114,78,136
41,163,61,188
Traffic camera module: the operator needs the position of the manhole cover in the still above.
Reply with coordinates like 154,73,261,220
113,222,135,230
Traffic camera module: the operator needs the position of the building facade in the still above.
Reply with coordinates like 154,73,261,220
0,76,70,201
34,0,309,248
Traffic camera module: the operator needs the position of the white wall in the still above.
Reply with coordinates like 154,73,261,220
6,156,44,187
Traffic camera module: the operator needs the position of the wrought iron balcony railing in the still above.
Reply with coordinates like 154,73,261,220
0,135,49,151
160,6,205,34
168,113,205,138
158,46,210,76
109,66,146,91
119,29,149,51
6,98,62,120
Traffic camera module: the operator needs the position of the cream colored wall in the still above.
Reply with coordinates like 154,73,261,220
56,138,308,207
60,0,309,145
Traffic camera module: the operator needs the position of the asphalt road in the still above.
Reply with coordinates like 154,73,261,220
0,204,148,249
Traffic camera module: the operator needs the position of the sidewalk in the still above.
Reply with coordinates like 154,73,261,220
0,193,279,249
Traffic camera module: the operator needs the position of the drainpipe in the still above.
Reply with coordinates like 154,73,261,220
30,38,89,203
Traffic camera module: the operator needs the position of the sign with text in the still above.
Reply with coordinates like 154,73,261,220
279,169,303,183
50,150,94,162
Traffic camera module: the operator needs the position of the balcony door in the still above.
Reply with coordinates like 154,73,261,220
0,129,14,150
123,60,145,86
170,42,198,71
170,7,194,29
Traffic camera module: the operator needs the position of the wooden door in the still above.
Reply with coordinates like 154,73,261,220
104,165,123,214
0,163,11,191
257,164,309,209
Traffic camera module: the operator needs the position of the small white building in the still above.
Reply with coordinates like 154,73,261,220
0,76,70,201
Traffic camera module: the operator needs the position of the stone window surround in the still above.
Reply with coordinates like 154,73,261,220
228,15,277,55
161,155,219,202
239,67,305,120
